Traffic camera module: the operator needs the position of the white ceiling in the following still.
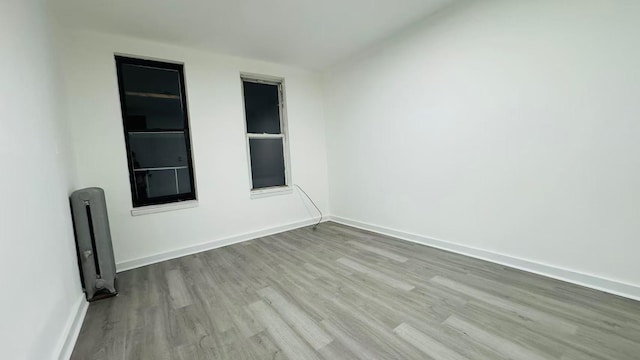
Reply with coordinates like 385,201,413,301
53,0,457,70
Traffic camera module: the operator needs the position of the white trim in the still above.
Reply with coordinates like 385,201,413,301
56,294,89,360
130,200,199,216
250,186,293,199
240,74,292,192
240,72,284,84
116,217,327,272
113,52,184,65
329,215,640,302
247,133,285,139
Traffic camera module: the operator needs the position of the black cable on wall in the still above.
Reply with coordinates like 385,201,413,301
294,184,323,230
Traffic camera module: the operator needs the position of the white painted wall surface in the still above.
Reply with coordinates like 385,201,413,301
60,31,330,267
324,0,640,287
0,1,84,359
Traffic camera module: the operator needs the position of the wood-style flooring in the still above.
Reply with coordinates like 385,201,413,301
71,222,640,359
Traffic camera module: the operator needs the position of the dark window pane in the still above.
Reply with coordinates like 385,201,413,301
177,168,192,194
124,95,184,131
243,81,281,134
122,64,184,130
134,169,177,200
128,133,189,169
116,56,196,207
147,169,177,198
122,64,181,97
249,138,285,189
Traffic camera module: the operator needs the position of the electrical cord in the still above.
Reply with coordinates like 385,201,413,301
294,184,322,230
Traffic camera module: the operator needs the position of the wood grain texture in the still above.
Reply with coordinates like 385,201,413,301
248,300,321,360
71,222,640,359
336,257,415,291
346,240,409,262
256,286,333,350
394,322,469,360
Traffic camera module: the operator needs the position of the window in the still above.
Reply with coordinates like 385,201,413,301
115,56,196,207
241,76,291,192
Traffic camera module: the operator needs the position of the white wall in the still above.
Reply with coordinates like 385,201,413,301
0,1,84,359
60,31,330,268
324,0,640,289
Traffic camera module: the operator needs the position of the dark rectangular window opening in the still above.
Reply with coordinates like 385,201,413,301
242,77,290,191
115,56,197,207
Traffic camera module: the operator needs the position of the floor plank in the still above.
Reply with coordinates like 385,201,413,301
394,322,469,360
248,300,321,360
71,222,640,359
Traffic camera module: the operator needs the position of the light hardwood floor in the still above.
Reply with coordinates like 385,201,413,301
71,222,640,359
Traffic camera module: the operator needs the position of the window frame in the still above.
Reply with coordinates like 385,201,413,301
115,55,198,208
240,74,292,197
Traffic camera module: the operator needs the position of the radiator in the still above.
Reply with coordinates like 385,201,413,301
70,187,117,301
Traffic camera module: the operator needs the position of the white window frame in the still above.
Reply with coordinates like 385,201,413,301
240,74,292,198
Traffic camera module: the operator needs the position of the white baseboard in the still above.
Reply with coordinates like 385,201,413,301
57,294,89,360
56,215,638,359
329,215,640,302
116,217,325,272
115,213,640,301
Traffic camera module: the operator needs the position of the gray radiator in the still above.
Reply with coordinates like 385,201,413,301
70,187,117,301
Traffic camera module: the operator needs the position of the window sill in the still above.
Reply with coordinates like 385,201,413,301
130,200,199,216
250,186,293,199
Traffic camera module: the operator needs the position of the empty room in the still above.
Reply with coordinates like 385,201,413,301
3,0,640,359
